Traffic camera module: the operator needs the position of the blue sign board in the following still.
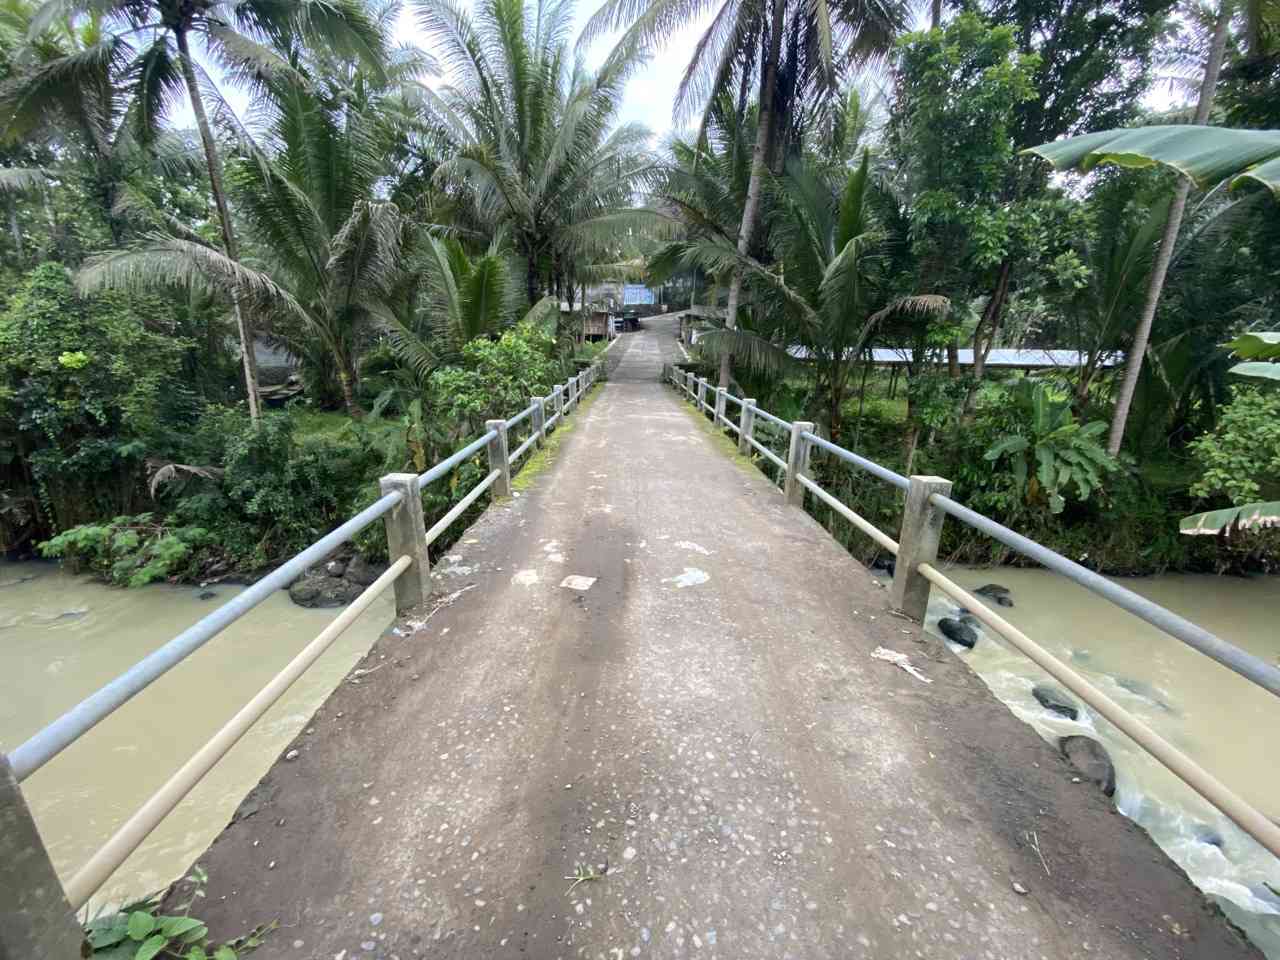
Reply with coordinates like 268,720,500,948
623,284,655,305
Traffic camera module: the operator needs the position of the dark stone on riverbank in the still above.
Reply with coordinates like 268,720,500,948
869,556,895,578
345,555,388,587
1059,735,1115,796
1193,825,1225,850
938,617,978,649
289,575,361,608
324,558,347,578
1033,684,1080,721
198,591,218,601
975,583,1014,607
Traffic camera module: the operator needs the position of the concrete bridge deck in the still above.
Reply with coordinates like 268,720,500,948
184,315,1258,959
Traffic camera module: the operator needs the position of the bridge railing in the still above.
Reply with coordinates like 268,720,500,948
665,365,1280,862
1,357,608,955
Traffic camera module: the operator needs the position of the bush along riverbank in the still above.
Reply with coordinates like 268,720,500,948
674,362,1280,578
4,267,589,599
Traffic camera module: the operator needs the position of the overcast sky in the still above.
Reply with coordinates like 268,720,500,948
191,2,1184,145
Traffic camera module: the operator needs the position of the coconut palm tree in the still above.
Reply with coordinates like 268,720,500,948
660,149,947,437
582,0,910,388
77,62,418,417
378,234,560,387
411,0,662,306
11,0,386,419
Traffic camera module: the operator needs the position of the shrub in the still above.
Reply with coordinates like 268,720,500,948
1188,386,1280,507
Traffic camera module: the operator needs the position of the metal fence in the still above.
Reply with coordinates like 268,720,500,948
1,356,608,956
665,365,1280,862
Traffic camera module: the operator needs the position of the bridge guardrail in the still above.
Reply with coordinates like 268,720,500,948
664,364,1280,862
1,356,607,955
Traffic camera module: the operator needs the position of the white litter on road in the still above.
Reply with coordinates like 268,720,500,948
871,646,932,684
674,540,713,556
663,567,710,589
512,569,540,587
560,575,598,591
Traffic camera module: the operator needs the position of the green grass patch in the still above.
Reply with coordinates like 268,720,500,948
674,390,779,482
511,385,604,493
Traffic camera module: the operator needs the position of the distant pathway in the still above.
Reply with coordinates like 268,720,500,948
185,315,1258,960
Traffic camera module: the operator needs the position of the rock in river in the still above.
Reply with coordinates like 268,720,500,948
344,555,388,587
938,617,978,649
974,583,1014,607
1059,735,1115,796
289,575,360,608
1033,684,1080,721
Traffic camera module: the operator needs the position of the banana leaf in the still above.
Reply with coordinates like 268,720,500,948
1024,125,1280,197
1180,501,1280,536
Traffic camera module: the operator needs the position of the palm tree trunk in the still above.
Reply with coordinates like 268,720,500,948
174,27,261,423
719,0,786,389
1105,0,1230,455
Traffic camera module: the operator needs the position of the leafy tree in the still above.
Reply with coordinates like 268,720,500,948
11,0,388,419
983,379,1117,514
584,0,909,389
78,59,421,416
379,234,559,389
666,150,949,436
413,0,659,305
0,263,191,540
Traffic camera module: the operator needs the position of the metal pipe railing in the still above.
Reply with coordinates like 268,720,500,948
917,562,1280,860
8,489,407,781
63,556,413,908
798,475,898,555
929,493,1280,699
506,402,536,430
425,469,501,546
510,431,538,465
752,407,792,430
746,435,786,471
804,431,909,491
416,430,497,491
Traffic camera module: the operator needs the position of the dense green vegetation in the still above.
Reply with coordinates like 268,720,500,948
0,0,1277,583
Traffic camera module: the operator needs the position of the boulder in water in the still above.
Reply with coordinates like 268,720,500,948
344,555,388,587
198,591,218,601
289,575,360,608
869,556,895,578
1032,684,1079,721
938,617,978,649
1059,735,1115,796
975,583,1014,607
1192,825,1225,850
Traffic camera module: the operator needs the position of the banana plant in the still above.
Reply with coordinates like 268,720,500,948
984,380,1117,514
1181,331,1280,536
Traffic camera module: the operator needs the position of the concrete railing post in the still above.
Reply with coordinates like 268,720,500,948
485,420,512,498
553,385,563,425
738,398,757,456
890,475,954,621
0,755,84,959
532,396,546,447
714,387,727,428
378,473,432,613
696,377,708,413
785,421,815,506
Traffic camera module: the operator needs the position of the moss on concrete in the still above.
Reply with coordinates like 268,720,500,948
511,386,604,493
674,391,780,483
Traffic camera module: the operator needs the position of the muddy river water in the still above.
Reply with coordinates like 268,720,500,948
1,559,1278,954
923,568,1280,956
0,560,393,908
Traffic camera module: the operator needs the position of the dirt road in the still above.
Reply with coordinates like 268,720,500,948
183,315,1258,960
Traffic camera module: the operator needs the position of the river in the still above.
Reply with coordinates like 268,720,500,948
2,560,1278,954
0,559,393,908
923,567,1280,957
